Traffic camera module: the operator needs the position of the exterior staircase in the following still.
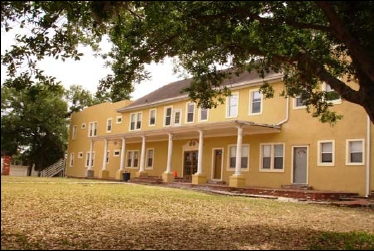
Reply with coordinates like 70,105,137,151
129,175,163,184
40,159,66,177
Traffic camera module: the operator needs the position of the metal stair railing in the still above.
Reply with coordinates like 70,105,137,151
41,159,66,177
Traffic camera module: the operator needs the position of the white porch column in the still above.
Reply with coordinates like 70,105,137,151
197,130,204,174
139,136,146,173
166,133,173,173
119,138,126,171
88,140,94,170
102,139,108,170
235,126,243,175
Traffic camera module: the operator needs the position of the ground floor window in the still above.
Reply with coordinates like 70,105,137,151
228,145,249,170
260,143,284,171
85,152,95,167
127,150,139,168
346,139,364,165
146,149,154,169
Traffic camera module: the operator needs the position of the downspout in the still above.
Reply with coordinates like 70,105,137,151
276,96,290,125
366,115,371,197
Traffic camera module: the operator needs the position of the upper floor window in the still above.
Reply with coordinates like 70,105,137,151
323,82,341,104
72,125,77,140
106,118,112,133
228,145,249,170
199,108,208,122
116,116,122,124
226,93,238,118
149,109,156,126
78,152,83,159
186,102,195,123
88,122,97,137
113,150,120,157
130,112,142,131
318,140,335,166
174,109,182,126
346,139,364,165
249,90,262,115
81,123,86,129
260,143,284,171
164,106,172,126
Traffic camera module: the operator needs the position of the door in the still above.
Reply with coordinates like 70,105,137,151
293,147,308,184
183,151,198,177
212,149,223,180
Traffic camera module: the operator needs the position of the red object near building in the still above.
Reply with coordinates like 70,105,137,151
1,156,11,175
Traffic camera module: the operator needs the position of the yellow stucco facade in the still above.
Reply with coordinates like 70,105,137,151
66,73,373,197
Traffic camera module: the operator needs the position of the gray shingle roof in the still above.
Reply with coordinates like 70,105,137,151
118,69,282,112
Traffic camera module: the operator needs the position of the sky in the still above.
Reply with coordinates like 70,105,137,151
1,30,184,100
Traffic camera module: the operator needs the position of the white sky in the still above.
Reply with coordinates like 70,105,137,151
1,30,183,100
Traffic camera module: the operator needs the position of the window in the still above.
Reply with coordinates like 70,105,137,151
85,152,95,167
146,149,154,169
106,118,112,133
199,108,208,122
323,83,341,104
69,153,74,167
164,106,172,126
186,103,195,123
346,139,364,165
113,150,120,157
88,122,97,137
81,123,86,129
228,145,249,170
126,150,139,168
260,143,284,171
174,109,181,126
149,109,156,126
318,140,334,166
250,90,262,114
294,95,307,108
72,125,77,140
116,116,122,124
130,112,142,130
227,93,238,117
78,152,83,159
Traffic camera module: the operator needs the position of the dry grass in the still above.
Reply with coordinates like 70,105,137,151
1,176,374,250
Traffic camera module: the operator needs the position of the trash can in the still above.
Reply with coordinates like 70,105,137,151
123,172,130,182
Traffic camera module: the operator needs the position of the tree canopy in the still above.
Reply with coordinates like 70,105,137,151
1,1,374,124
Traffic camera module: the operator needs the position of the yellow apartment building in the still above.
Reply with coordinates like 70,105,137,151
66,70,374,197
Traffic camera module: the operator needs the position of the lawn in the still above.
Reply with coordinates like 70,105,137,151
1,176,373,250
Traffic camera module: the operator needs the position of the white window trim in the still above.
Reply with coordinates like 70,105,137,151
249,89,263,115
69,153,74,167
85,151,95,167
72,125,77,140
149,109,156,126
173,109,182,126
226,144,250,171
185,102,195,124
322,82,342,105
81,123,86,129
129,112,142,131
113,149,120,157
226,92,239,118
346,139,365,165
293,96,307,109
163,106,173,127
317,140,335,166
198,107,209,122
145,148,154,170
88,122,98,137
78,152,83,159
106,118,112,133
116,116,122,124
106,150,110,164
259,143,285,172
126,150,139,169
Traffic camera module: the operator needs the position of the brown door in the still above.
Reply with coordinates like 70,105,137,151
183,151,198,177
213,149,223,180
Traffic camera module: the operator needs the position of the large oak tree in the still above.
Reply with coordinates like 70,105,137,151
1,1,373,124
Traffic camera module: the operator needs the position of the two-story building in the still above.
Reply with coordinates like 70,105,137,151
66,70,373,197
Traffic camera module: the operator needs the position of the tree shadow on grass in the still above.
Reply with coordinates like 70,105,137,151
3,219,373,250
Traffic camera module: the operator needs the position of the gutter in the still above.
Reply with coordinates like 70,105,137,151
366,115,371,197
276,96,290,125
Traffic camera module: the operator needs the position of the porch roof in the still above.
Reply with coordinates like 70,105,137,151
90,120,281,143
